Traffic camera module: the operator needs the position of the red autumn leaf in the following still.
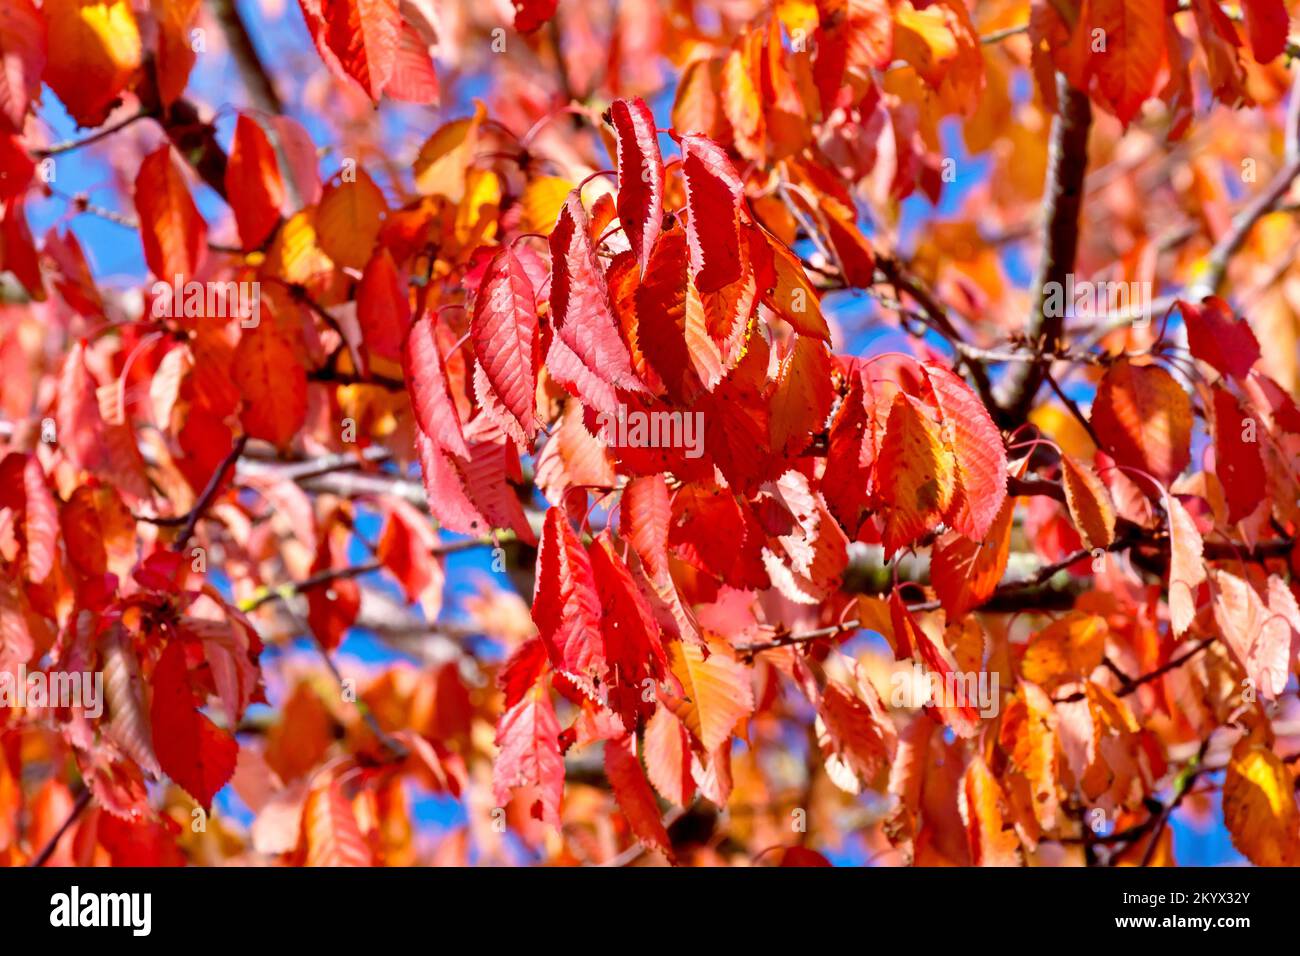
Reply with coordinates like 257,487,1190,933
1180,297,1260,380
1212,569,1291,700
749,221,832,341
305,527,361,651
816,678,897,794
619,474,672,583
0,196,42,298
642,706,695,807
225,114,285,251
769,336,834,455
959,753,1021,866
0,132,34,200
1210,384,1266,524
153,0,200,107
876,391,955,558
1090,360,1192,487
302,778,373,866
357,247,410,365
404,315,470,459
889,591,981,737
0,452,57,584
665,637,753,752
102,626,160,778
471,247,540,446
1061,454,1116,550
492,683,564,826
531,507,605,694
149,640,239,811
0,0,45,134
588,530,669,730
135,145,207,281
632,224,707,404
1240,0,1290,63
55,340,149,499
300,0,400,102
497,636,549,709
512,0,556,34
1066,0,1167,126
610,96,664,274
675,132,745,293
383,19,439,104
414,430,493,537
921,361,1007,539
234,320,308,449
546,190,643,415
930,497,1015,617
604,735,674,862
375,497,441,605
1167,494,1206,637
43,0,140,128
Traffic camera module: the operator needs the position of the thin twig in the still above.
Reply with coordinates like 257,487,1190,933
27,789,92,867
172,434,249,553
34,109,151,157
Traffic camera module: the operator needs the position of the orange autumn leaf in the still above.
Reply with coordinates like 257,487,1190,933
1223,735,1300,866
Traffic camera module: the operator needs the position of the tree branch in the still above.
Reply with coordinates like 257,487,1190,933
27,789,91,867
209,0,284,114
172,434,248,553
999,73,1093,426
34,109,152,158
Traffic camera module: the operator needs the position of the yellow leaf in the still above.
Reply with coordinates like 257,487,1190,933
1223,736,1300,866
44,0,141,128
414,103,485,201
1030,404,1096,463
877,392,955,557
1020,612,1107,691
265,210,332,285
316,170,387,271
1061,454,1115,550
453,168,500,251
958,753,1021,866
998,681,1060,834
666,638,754,752
520,176,573,235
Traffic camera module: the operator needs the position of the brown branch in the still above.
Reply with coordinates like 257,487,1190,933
172,434,248,553
1193,66,1300,296
1053,636,1216,704
999,73,1093,427
34,109,152,157
27,788,92,867
874,255,999,415
737,514,1292,658
241,535,505,612
134,56,231,200
1199,154,1300,296
209,0,284,114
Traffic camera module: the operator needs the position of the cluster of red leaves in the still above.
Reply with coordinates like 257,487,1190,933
0,0,1299,868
